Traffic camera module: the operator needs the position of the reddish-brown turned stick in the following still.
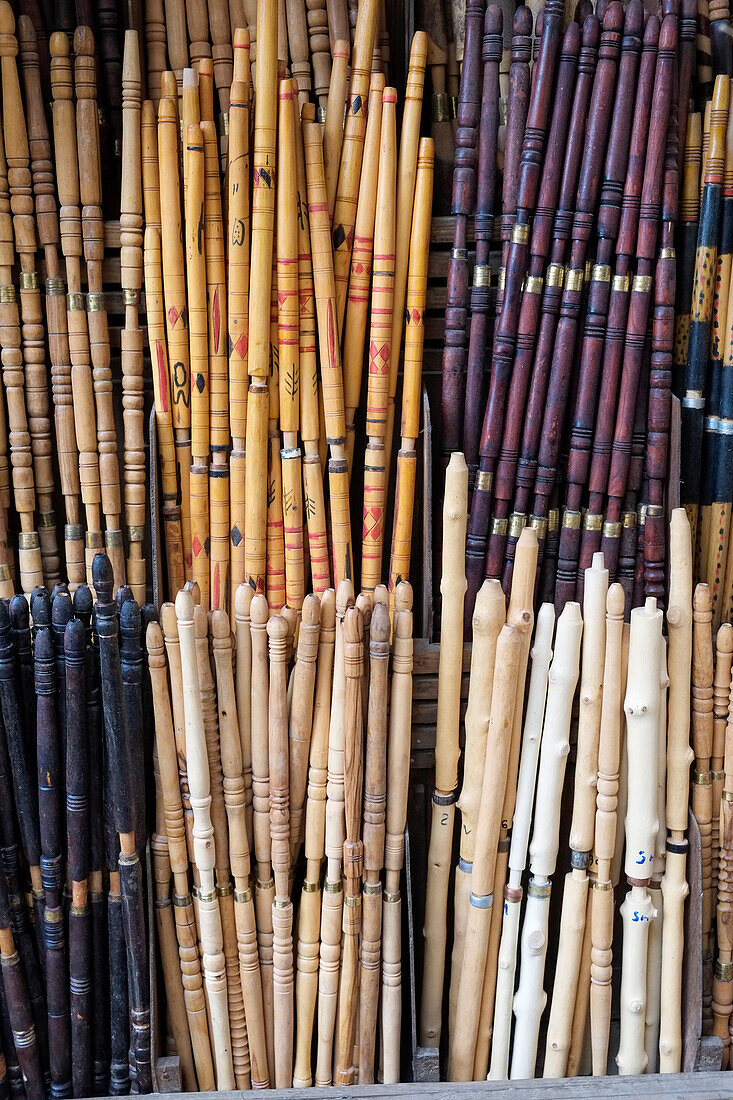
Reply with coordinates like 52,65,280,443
439,0,484,469
470,16,581,612
600,13,678,581
462,4,503,485
463,0,566,615
552,0,648,609
496,2,625,593
463,11,599,614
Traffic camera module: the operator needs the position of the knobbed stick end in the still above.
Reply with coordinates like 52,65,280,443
64,617,86,662
183,580,201,605
410,29,428,67
607,582,625,619
320,587,336,629
52,589,73,633
233,27,250,50
73,24,95,59
302,593,321,629
92,552,114,604
8,595,29,636
250,592,269,627
146,619,165,659
267,613,288,644
624,0,644,39
30,586,51,628
235,582,253,620
159,601,178,640
120,598,141,643
73,583,93,622
0,2,15,40
718,622,733,654
394,580,413,614
371,600,390,643
344,605,364,647
160,71,177,101
602,2,624,35
211,608,231,640
34,624,54,681
16,15,36,54
693,582,713,616
336,577,356,616
141,604,158,631
49,30,70,59
158,94,176,123
116,584,134,613
174,587,195,626
193,603,208,640
123,28,140,83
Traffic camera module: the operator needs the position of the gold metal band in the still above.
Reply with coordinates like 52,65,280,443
613,274,630,293
475,470,493,492
490,517,508,536
473,264,491,288
529,516,547,537
584,513,603,531
217,883,233,897
432,92,450,122
646,504,663,518
363,882,382,895
67,292,85,311
383,891,400,904
19,272,38,290
603,521,621,538
633,274,653,293
234,886,253,903
219,112,229,136
592,264,611,282
18,532,39,550
562,510,581,530
301,880,319,893
525,275,543,294
508,513,526,538
86,292,105,311
0,565,9,582
497,267,506,291
0,285,15,303
65,524,83,541
565,268,584,292
622,512,636,529
546,264,564,288
45,276,65,295
512,223,529,245
86,531,104,549
659,247,675,259
122,288,140,306
127,525,145,542
548,509,559,532
105,530,124,549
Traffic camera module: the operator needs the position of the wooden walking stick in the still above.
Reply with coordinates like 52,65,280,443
185,122,210,606
315,578,353,1086
385,31,428,476
334,605,365,1085
0,1,60,588
420,452,468,1048
361,85,396,594
388,137,434,603
120,30,146,602
450,624,520,1081
322,39,349,219
693,584,715,1029
18,14,83,589
449,579,505,1041
288,595,321,861
158,89,192,574
174,585,235,1089
330,0,379,335
544,554,608,1078
440,0,484,469
0,872,45,1100
250,593,275,1079
473,526,538,1079
381,581,414,1083
65,617,92,1096
227,43,250,604
713,624,733,1062
265,612,293,1089
644,636,669,1075
660,509,694,1072
356,594,388,1082
277,79,305,613
147,618,216,1089
293,589,335,1088
588,583,626,1075
74,27,125,588
713,626,733,919
234,583,254,853
245,0,277,596
92,556,152,1092
617,598,663,1076
292,103,330,596
303,119,352,585
489,602,555,1080
32,591,71,1098
511,601,583,1079
342,73,384,470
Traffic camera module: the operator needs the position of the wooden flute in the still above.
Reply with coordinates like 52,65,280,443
483,15,584,590
553,1,646,607
93,554,152,1092
32,588,71,1098
440,0,488,470
682,76,730,540
461,4,502,483
74,28,126,589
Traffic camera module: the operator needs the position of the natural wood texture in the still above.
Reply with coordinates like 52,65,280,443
420,453,467,1049
322,39,349,219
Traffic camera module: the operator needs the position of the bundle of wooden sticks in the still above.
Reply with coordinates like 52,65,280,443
0,554,152,1100
421,458,703,1080
440,0,703,625
149,576,414,1089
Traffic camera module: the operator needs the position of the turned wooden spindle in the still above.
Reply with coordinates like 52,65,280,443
693,584,715,1017
74,26,125,587
307,0,332,110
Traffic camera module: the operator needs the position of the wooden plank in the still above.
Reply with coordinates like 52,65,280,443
110,1073,733,1097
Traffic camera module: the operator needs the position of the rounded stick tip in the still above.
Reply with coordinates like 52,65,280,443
73,25,95,58
17,14,35,48
694,583,713,613
250,593,269,626
344,606,363,645
92,553,114,602
235,582,254,618
211,609,230,639
582,13,601,48
30,587,51,627
0,1,14,35
120,598,141,638
624,0,644,36
607,583,625,618
64,617,86,656
8,595,29,632
183,580,201,605
333,38,350,59
146,619,165,653
174,588,195,623
159,602,178,638
267,613,288,642
410,30,428,65
602,2,625,33
394,580,413,613
49,30,70,57
160,71,177,99
182,66,199,88
718,623,733,653
336,578,356,613
34,624,53,662
320,588,336,627
193,604,208,639
301,593,321,627
51,592,73,632
373,583,389,607
370,600,391,642
234,27,250,49
73,584,93,620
